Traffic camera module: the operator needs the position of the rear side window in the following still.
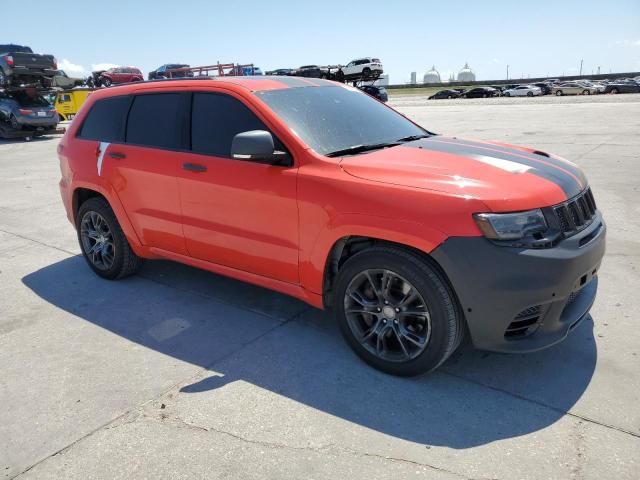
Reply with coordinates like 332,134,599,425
126,93,186,149
78,96,131,142
191,93,270,157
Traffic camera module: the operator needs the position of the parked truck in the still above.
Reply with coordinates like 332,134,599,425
0,44,57,87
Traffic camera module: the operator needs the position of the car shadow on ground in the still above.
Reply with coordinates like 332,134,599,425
22,256,597,449
0,135,58,145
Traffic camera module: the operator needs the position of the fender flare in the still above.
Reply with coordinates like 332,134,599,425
71,180,145,255
300,213,448,294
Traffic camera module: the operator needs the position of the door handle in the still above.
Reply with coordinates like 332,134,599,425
108,151,126,159
182,162,207,172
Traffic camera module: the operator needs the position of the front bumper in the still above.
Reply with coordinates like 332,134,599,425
432,211,606,352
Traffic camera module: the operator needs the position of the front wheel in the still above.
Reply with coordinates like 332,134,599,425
77,197,142,280
582,90,590,95
527,91,534,97
334,247,463,376
504,92,510,97
556,90,563,96
102,78,112,87
610,88,618,94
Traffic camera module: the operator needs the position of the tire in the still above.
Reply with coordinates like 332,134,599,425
447,95,452,99
527,91,533,97
582,90,589,95
102,78,112,87
483,93,488,98
556,90,563,96
76,197,142,280
610,88,618,94
0,69,6,87
362,67,371,79
9,115,21,130
504,92,510,97
334,246,463,376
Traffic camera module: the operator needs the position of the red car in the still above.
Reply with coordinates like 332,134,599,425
99,67,143,86
58,77,605,376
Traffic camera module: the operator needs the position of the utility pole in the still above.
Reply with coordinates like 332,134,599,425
579,59,583,76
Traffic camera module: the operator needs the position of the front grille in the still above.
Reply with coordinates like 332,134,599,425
505,305,542,339
552,188,597,236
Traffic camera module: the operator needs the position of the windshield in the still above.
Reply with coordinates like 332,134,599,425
256,85,426,156
9,90,50,107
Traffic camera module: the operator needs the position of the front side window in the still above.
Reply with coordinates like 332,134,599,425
77,96,131,142
191,92,271,157
126,93,186,149
256,85,426,156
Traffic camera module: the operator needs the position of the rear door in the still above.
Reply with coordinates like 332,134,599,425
76,92,188,254
176,90,299,283
113,92,189,253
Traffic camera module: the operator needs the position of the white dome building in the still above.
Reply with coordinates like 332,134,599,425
457,62,476,82
423,65,441,84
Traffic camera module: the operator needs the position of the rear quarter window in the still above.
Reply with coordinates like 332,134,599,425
78,96,132,142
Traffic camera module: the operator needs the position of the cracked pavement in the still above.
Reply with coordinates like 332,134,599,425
1,94,639,479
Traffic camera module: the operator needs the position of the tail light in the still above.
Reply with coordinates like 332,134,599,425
19,109,33,115
4,55,14,67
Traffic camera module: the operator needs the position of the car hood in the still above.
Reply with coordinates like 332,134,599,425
339,136,588,212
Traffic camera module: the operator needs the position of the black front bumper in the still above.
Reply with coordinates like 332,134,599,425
432,212,606,352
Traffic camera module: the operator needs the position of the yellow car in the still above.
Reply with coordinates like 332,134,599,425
54,88,92,121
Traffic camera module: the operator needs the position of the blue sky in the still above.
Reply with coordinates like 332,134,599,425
4,0,640,83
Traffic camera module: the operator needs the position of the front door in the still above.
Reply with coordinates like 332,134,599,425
177,91,299,284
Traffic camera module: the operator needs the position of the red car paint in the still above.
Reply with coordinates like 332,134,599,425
58,78,586,310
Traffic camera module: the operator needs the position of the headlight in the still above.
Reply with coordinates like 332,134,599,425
474,209,547,240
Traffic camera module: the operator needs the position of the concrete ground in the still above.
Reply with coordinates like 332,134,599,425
1,94,639,479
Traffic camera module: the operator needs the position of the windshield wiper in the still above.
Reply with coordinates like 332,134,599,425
395,133,431,143
325,142,401,158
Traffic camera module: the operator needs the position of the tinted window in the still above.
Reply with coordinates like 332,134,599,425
191,93,270,157
257,85,426,156
78,96,131,142
126,93,185,149
0,44,32,53
9,91,49,107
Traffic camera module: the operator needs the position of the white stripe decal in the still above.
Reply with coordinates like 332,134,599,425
468,154,531,174
97,142,110,176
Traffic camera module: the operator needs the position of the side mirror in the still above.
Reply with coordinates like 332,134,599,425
231,130,290,166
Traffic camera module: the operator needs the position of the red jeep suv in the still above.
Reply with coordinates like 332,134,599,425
58,77,605,376
99,67,143,86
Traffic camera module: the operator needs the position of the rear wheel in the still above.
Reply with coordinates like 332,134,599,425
556,90,563,96
527,91,533,97
102,78,112,87
504,92,511,97
9,115,20,130
362,67,371,79
610,88,618,94
582,90,590,95
77,197,142,280
334,247,463,376
483,93,488,98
